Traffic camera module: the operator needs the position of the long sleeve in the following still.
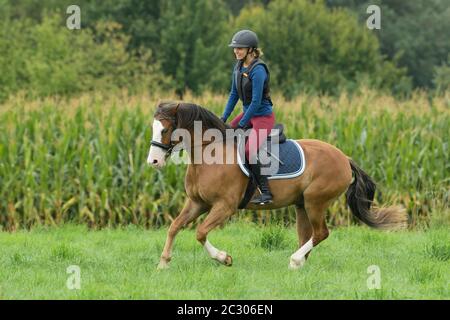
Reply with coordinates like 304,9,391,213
222,71,239,121
238,65,267,127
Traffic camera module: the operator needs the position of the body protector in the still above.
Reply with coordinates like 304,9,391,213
234,58,272,106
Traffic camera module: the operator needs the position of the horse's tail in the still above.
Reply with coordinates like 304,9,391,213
346,159,408,230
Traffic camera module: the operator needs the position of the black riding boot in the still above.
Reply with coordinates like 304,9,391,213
249,159,273,205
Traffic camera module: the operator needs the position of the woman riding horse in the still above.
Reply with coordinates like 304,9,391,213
221,30,275,205
147,31,408,271
148,101,407,270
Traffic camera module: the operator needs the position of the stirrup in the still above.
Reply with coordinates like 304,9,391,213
250,191,273,205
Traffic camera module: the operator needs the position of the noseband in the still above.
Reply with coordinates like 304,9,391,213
150,140,175,154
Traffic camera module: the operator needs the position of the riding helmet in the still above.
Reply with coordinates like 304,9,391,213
228,30,259,48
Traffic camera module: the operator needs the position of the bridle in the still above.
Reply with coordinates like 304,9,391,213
150,140,175,153
150,108,248,159
150,116,178,158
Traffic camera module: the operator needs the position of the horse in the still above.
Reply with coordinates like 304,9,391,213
147,101,407,270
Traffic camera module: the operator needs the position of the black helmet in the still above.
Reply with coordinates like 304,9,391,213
228,30,258,48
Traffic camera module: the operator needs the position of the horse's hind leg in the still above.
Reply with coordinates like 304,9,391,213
290,199,330,269
157,199,207,270
293,205,313,268
196,202,235,266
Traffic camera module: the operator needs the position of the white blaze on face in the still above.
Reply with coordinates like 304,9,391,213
147,120,167,167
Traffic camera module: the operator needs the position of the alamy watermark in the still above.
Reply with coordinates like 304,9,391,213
66,5,81,30
366,5,381,30
367,265,381,289
66,265,81,290
148,122,282,176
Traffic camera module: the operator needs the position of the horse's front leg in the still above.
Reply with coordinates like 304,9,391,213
196,202,236,266
157,199,207,270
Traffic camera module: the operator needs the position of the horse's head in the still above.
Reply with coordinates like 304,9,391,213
147,101,229,168
147,101,180,168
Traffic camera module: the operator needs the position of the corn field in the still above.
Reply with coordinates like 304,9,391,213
0,91,448,230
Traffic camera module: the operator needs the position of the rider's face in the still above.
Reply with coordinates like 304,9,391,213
233,47,248,60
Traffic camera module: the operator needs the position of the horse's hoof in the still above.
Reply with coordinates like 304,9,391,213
224,254,233,267
288,257,305,270
216,251,233,266
157,261,170,270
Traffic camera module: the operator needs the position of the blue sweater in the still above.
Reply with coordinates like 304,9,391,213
222,64,273,127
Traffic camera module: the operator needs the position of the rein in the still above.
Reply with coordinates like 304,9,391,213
151,126,245,157
151,135,239,155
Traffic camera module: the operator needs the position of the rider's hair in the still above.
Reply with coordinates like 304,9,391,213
253,47,263,58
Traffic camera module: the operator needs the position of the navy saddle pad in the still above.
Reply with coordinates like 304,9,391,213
237,138,306,180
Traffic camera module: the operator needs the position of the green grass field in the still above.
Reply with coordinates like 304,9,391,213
1,222,448,299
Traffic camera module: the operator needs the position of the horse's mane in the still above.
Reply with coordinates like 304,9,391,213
155,101,231,136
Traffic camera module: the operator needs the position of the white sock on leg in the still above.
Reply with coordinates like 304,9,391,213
290,238,313,268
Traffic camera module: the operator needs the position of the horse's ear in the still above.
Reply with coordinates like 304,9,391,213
156,100,165,109
166,102,180,116
172,103,182,128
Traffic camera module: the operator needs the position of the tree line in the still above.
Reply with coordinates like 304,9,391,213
0,0,448,102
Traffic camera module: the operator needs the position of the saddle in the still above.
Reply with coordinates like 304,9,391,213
267,123,287,144
239,123,287,144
